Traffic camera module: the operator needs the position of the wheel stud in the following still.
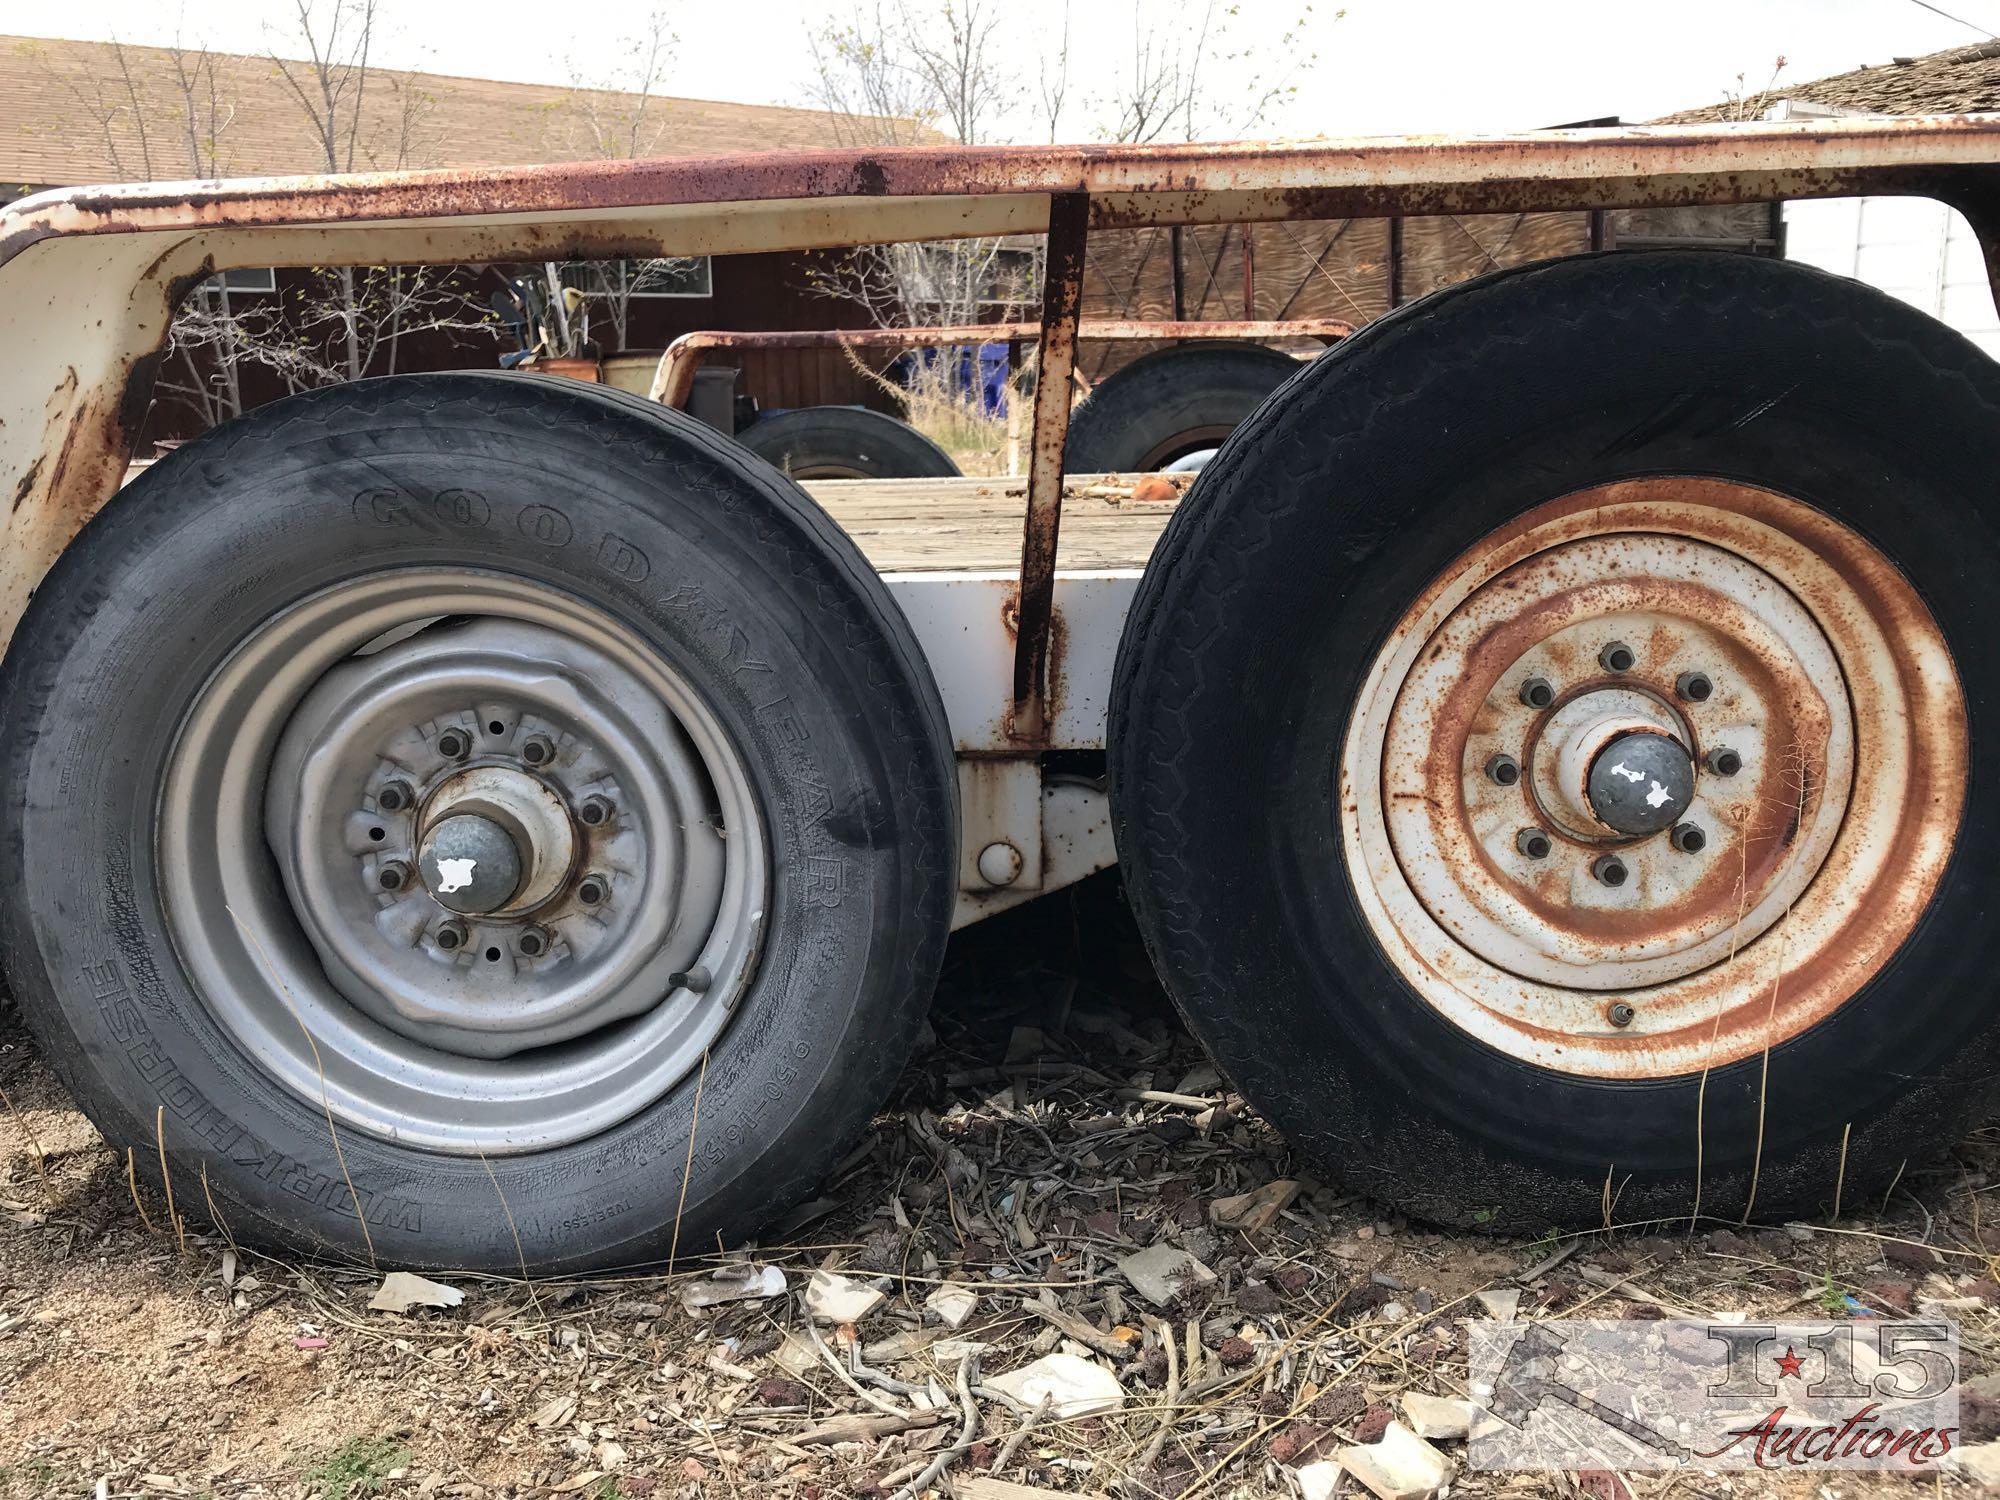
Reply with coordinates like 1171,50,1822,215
1676,671,1714,703
1592,854,1629,887
437,728,470,760
517,927,550,959
1607,1002,1636,1028
521,735,555,768
376,781,413,813
579,796,613,827
1486,753,1521,787
435,919,468,951
1516,827,1552,859
1598,641,1636,673
377,860,411,893
1519,676,1555,710
1669,822,1707,854
1705,746,1743,777
577,875,607,905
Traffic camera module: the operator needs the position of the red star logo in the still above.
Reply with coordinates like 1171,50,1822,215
1774,1345,1806,1380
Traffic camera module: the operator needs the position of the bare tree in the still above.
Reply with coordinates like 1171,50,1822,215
268,1,491,381
558,8,708,353
1096,2,1328,144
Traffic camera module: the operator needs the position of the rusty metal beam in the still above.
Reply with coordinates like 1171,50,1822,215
1011,193,1090,744
645,317,1353,408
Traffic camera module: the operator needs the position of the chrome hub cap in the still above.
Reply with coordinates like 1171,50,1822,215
1342,478,1965,1078
161,571,768,1152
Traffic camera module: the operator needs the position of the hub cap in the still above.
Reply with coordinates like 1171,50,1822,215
1341,478,1965,1078
160,571,768,1152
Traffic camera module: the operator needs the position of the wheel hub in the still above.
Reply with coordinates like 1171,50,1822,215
1341,478,1964,1079
420,814,525,914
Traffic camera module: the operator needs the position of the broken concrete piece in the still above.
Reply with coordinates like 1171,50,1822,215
1475,1287,1521,1320
772,1330,818,1377
1116,1243,1218,1308
804,1269,886,1324
926,1281,979,1330
1399,1391,1475,1441
1294,1460,1342,1500
1958,1439,2000,1487
678,1263,786,1313
1209,1178,1302,1233
985,1351,1126,1418
367,1271,465,1314
1335,1420,1455,1500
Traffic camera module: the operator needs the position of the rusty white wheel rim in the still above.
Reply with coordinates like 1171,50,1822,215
1340,478,1965,1078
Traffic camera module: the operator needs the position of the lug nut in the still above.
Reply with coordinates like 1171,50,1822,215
1516,827,1552,860
516,927,550,959
1705,746,1743,777
1592,854,1629,887
376,781,413,813
1669,822,1707,854
377,860,411,893
434,919,468,952
521,735,555,767
1676,671,1714,703
577,875,607,905
437,728,470,760
1519,677,1555,710
1486,753,1521,787
1598,641,1636,673
1608,1002,1636,1028
579,796,613,827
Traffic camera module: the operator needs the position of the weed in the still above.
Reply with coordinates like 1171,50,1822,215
301,1436,407,1500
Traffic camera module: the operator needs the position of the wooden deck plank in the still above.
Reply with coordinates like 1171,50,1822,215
800,473,1186,573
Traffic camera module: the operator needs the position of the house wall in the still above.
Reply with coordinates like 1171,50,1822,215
1781,196,2000,358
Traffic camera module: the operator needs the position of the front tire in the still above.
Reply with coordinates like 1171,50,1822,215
0,373,956,1271
1110,251,1992,1230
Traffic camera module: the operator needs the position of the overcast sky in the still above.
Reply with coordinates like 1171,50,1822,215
5,0,1994,141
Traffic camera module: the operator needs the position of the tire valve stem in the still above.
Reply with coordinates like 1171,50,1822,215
1608,1001,1636,1028
670,966,713,994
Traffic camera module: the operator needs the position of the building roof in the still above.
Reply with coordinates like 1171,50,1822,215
1667,41,2000,123
2,34,898,193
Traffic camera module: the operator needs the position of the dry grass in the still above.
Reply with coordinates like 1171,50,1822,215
0,879,1994,1498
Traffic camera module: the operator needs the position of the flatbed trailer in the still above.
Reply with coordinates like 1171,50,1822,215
3,117,2000,1270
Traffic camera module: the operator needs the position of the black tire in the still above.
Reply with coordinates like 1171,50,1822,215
1110,250,2000,1231
735,405,959,480
0,372,956,1272
1065,343,1304,472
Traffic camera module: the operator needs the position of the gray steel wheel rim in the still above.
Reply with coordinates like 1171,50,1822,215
159,569,768,1155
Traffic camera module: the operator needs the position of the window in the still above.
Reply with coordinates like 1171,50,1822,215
570,257,712,300
206,267,277,294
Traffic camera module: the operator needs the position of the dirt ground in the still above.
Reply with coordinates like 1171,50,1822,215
1,875,1996,1500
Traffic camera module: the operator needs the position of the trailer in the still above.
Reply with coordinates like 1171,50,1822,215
2,118,1998,1270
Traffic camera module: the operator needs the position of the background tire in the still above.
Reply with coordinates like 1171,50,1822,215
0,372,956,1272
1065,343,1305,472
735,405,960,479
1110,251,1999,1231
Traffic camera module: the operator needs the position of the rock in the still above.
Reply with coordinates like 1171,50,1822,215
1354,1404,1393,1443
926,1282,979,1330
1335,1420,1455,1500
1295,1460,1342,1500
1238,1281,1282,1314
1210,1179,1302,1233
1398,1392,1474,1442
1958,1439,2000,1488
367,1271,465,1314
1475,1288,1521,1320
1866,1279,1915,1314
678,1263,786,1313
1117,1243,1218,1307
985,1352,1126,1418
772,1331,818,1377
1130,475,1178,503
804,1269,886,1324
1266,1423,1331,1465
1217,1336,1255,1368
753,1377,811,1406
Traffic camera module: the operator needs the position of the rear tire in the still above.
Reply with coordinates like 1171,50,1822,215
735,405,959,480
1110,251,1994,1231
0,373,956,1271
1065,343,1304,472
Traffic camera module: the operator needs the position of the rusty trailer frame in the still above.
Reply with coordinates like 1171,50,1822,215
5,116,2000,742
